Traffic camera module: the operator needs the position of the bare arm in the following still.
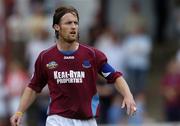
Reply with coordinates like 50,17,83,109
10,87,37,126
17,87,37,112
114,76,136,116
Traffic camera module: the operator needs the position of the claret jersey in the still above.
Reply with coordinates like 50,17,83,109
28,43,122,119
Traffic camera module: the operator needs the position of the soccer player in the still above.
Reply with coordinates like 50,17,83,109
10,6,136,126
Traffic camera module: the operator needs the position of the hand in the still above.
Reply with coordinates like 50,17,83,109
121,95,136,116
10,112,23,126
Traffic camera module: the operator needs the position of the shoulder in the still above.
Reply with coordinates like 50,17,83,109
80,43,105,56
80,43,94,52
38,44,57,59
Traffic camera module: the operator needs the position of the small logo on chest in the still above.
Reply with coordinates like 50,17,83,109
82,60,91,68
64,56,75,59
46,61,58,69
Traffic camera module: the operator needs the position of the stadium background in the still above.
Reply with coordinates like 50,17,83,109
0,0,179,126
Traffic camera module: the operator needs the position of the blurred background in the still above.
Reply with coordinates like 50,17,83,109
0,0,180,126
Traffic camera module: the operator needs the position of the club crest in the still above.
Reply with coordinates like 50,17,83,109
46,61,58,69
82,60,91,68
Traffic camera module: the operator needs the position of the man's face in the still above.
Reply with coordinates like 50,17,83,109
57,13,79,43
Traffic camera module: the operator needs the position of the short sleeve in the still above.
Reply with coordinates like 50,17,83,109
94,48,122,84
94,48,107,72
28,52,47,93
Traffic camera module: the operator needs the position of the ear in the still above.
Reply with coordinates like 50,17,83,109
53,24,60,31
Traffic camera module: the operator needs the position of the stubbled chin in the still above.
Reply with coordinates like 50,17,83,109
66,38,77,43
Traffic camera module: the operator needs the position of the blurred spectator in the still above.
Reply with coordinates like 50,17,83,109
88,10,105,46
27,2,49,39
7,9,28,43
0,48,5,85
177,49,180,62
173,5,180,41
0,47,7,126
88,24,102,46
5,61,28,125
161,58,180,122
4,0,15,17
26,27,52,74
107,94,125,124
5,61,28,114
123,0,147,35
123,21,152,124
0,0,5,44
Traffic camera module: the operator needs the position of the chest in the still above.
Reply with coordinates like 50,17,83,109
44,54,96,82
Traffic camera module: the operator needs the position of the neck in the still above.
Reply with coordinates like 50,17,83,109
56,40,79,51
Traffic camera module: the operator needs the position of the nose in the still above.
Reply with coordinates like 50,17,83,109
71,22,77,29
72,24,75,29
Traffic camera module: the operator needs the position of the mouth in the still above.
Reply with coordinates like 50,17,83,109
70,31,76,35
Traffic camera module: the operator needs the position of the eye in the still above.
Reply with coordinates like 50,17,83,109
74,21,79,25
66,21,72,24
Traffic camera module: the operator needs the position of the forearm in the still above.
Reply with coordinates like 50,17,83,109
17,87,37,113
114,76,133,98
114,76,136,115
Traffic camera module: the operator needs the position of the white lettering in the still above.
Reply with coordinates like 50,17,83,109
69,70,74,78
54,71,58,79
54,70,85,84
64,56,74,59
81,72,85,78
